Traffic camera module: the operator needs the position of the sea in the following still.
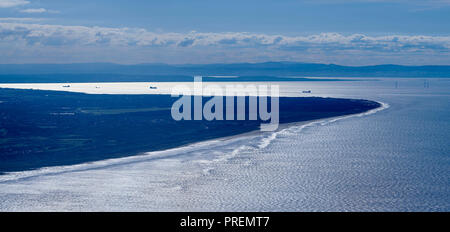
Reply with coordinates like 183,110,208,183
0,77,449,211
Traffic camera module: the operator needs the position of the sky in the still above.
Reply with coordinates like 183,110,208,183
0,0,450,65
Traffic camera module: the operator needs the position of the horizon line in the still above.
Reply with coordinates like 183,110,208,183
1,62,450,67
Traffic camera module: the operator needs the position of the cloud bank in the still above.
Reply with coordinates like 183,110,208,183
19,8,59,13
0,0,29,8
0,22,449,65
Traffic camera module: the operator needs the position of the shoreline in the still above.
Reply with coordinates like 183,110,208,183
1,78,448,212
0,81,343,96
0,86,382,173
0,100,388,183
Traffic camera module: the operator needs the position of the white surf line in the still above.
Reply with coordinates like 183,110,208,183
0,82,389,183
0,100,389,183
322,101,390,125
0,130,273,183
193,100,390,176
250,100,390,153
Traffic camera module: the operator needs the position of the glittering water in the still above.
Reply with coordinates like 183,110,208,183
0,78,449,211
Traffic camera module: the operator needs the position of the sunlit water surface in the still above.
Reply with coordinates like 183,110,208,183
0,78,449,211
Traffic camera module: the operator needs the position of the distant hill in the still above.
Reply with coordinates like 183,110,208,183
0,62,449,80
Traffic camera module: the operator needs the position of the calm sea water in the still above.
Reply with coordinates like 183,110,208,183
0,78,449,211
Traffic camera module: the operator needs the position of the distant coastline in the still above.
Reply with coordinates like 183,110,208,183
1,62,449,78
0,74,350,83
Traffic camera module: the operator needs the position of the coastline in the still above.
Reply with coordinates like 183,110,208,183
3,77,447,212
0,99,387,183
0,85,381,173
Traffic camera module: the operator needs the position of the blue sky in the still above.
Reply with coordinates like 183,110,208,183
1,0,450,65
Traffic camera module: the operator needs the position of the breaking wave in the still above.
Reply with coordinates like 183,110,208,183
0,101,389,184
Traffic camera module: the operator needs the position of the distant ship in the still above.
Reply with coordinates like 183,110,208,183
149,86,158,89
62,85,71,88
302,90,312,93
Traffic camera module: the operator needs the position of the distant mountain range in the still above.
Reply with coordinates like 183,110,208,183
1,62,449,78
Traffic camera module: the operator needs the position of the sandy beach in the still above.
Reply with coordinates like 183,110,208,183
0,81,321,97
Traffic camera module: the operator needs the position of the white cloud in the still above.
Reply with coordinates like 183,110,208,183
20,8,60,13
0,22,449,65
0,17,44,22
0,0,29,8
20,8,44,13
1,22,448,50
